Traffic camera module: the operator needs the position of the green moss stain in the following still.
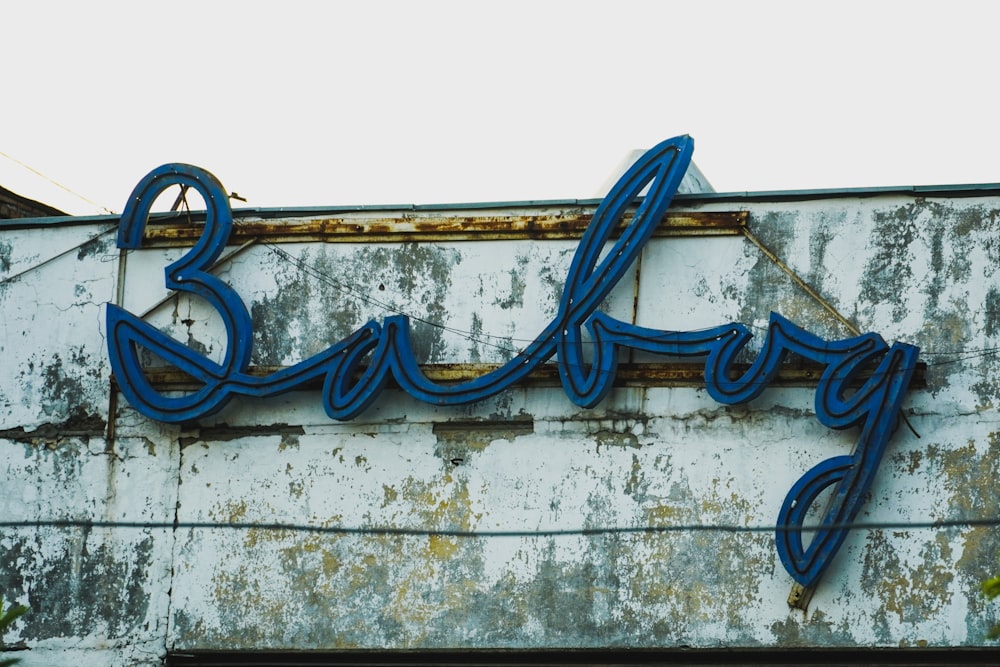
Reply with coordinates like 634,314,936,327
926,435,1000,640
860,530,953,625
493,254,529,310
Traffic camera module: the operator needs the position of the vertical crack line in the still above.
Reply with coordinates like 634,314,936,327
163,436,183,660
106,247,128,445
114,247,128,308
629,247,644,364
106,392,118,448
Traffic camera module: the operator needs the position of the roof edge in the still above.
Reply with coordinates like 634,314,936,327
5,182,1000,229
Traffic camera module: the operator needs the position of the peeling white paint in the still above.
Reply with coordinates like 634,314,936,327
4,193,1000,664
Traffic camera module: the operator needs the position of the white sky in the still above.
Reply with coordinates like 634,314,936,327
2,0,998,216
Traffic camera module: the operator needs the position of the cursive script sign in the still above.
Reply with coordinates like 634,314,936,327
106,135,919,591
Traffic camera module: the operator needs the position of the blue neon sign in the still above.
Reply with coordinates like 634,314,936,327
106,135,919,591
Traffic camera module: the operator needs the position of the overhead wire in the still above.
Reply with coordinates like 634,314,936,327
0,516,997,538
0,150,116,215
236,226,812,354
0,179,992,372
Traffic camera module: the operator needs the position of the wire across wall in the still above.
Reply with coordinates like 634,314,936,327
5,195,1000,540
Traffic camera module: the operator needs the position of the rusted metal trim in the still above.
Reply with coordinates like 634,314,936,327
122,360,927,392
139,211,748,247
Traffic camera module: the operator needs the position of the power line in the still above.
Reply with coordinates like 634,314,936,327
0,517,995,537
0,150,116,215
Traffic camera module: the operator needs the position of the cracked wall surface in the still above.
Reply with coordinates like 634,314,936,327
3,193,1000,664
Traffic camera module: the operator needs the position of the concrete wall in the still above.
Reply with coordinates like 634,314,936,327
2,191,1000,665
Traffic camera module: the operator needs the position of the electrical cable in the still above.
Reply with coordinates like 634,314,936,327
0,150,116,215
0,517,995,537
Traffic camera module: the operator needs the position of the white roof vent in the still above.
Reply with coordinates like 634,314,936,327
596,149,715,197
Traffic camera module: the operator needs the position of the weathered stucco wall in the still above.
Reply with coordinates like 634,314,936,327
2,191,1000,665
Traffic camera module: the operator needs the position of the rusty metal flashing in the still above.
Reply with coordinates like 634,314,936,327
137,210,748,246
123,360,926,392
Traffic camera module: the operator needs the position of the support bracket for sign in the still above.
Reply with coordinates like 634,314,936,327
135,209,749,247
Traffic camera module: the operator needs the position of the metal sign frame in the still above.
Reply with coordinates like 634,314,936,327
106,135,919,592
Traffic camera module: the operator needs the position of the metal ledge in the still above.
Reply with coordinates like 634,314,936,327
120,360,927,392
138,211,748,247
164,647,1000,666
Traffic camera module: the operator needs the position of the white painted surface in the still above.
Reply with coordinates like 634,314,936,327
3,192,1000,664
